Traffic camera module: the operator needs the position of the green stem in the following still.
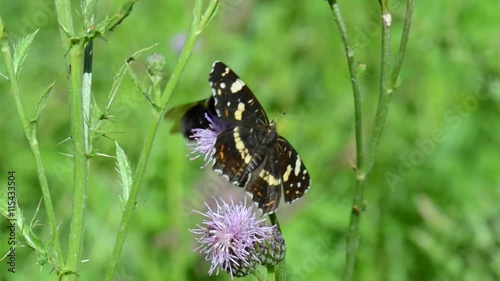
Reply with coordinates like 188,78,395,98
64,2,96,277
105,111,161,281
64,41,89,281
327,0,364,170
159,0,219,107
252,269,266,281
367,0,413,174
267,265,275,281
326,1,414,281
391,0,414,90
325,3,366,279
0,18,65,272
367,0,392,173
53,0,90,278
269,213,281,231
105,1,220,279
268,213,286,281
342,180,365,281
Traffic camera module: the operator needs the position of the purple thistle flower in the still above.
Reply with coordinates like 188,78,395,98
190,198,275,278
188,113,228,168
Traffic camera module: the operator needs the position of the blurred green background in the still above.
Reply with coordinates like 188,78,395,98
1,0,499,280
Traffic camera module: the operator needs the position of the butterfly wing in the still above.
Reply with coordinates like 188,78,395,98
245,137,310,215
212,126,268,187
244,147,282,215
276,137,311,203
166,97,216,140
209,61,269,128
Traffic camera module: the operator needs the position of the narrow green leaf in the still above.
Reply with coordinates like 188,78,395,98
32,81,55,123
201,0,220,28
0,198,44,254
18,204,44,253
13,29,39,77
29,198,43,230
115,142,132,210
356,63,367,82
106,0,137,32
95,0,137,35
105,43,158,115
126,61,152,105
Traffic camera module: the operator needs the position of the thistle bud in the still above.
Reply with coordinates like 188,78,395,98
145,53,166,85
255,227,286,267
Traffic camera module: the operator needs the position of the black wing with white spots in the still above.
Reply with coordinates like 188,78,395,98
276,137,310,203
209,61,269,128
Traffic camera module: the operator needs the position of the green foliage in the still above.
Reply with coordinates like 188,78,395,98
115,142,132,210
32,81,55,125
0,0,499,281
13,29,38,78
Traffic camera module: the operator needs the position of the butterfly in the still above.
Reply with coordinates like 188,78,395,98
168,61,311,215
204,61,311,215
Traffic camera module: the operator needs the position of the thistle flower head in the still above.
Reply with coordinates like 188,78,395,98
190,198,275,278
188,113,227,168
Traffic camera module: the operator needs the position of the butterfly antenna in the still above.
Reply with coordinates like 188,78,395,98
274,111,287,125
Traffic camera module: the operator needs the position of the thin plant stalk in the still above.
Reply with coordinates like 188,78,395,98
367,0,392,173
159,0,219,106
326,2,366,281
267,265,275,281
367,0,414,174
105,1,219,280
391,0,414,90
327,1,364,170
0,18,65,272
104,111,161,281
269,212,284,280
326,1,414,281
